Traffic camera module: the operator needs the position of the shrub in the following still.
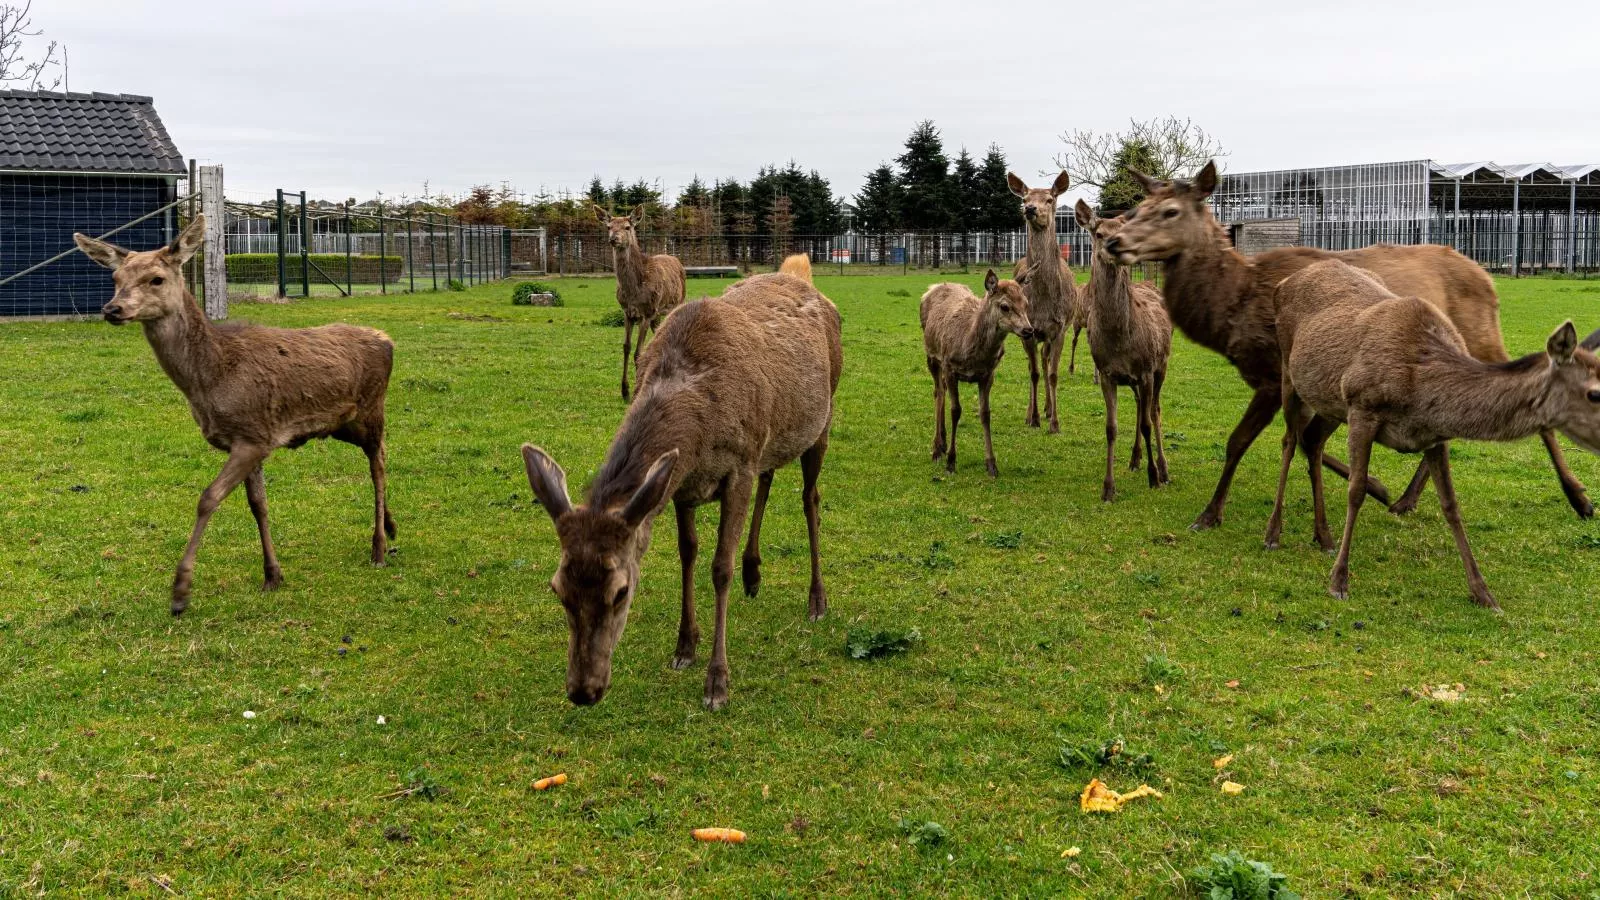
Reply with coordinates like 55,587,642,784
447,280,467,292
598,308,626,327
512,282,563,306
225,254,403,284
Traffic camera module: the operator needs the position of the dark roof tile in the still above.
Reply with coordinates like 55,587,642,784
0,89,184,175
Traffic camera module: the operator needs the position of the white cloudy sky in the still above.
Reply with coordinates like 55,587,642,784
41,0,1600,203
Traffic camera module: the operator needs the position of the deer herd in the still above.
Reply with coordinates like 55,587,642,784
70,158,1600,709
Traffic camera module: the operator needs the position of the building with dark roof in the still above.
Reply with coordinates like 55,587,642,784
0,90,185,315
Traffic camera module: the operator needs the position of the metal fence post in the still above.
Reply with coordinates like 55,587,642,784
407,216,416,293
345,203,354,296
275,188,287,298
298,192,310,297
378,202,387,295
457,224,466,285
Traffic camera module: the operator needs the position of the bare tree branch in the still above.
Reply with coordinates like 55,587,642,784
1053,116,1228,187
1,2,67,90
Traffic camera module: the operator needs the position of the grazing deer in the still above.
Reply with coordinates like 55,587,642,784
594,204,686,401
1105,160,1592,528
520,271,842,710
1075,201,1173,501
1263,260,1600,609
74,216,396,616
780,253,812,280
920,270,1036,477
1014,254,1089,377
1006,171,1078,433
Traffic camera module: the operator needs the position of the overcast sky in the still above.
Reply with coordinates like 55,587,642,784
43,0,1600,203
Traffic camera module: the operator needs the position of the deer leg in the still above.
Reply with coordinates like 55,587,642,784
1428,443,1498,610
672,499,699,669
945,379,963,474
1320,432,1392,506
363,437,390,564
1152,368,1170,485
929,359,947,460
172,446,268,616
1068,324,1082,375
1193,387,1280,531
1045,334,1064,434
705,471,754,710
742,469,774,597
801,437,829,621
1541,429,1593,518
1330,415,1377,601
1265,389,1307,551
1138,377,1159,489
1388,459,1431,516
620,315,636,402
243,465,283,591
1128,382,1145,471
978,374,998,479
1023,336,1041,428
1302,416,1338,552
1100,375,1118,503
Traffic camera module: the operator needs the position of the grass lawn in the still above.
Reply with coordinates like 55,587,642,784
2,271,1599,896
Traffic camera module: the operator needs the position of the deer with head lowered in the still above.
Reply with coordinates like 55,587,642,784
521,270,842,710
920,269,1035,477
74,216,396,616
1075,201,1173,501
594,204,686,401
1006,171,1078,433
1105,160,1592,529
1264,259,1600,609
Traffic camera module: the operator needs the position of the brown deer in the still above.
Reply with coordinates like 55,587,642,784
1075,201,1173,501
920,270,1036,477
74,216,396,616
1013,254,1089,377
594,204,686,401
1263,259,1600,609
1006,171,1078,433
1105,160,1593,529
520,271,842,710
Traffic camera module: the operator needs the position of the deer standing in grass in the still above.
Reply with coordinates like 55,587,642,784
920,270,1036,477
75,216,396,616
1014,254,1088,377
1006,171,1078,433
1264,260,1600,609
1075,201,1173,501
521,270,842,710
595,204,686,401
1105,160,1593,529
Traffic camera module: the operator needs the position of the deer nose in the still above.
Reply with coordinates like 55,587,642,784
1025,205,1037,216
102,303,125,322
1104,235,1123,253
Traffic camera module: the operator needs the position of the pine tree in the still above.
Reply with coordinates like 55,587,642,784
951,147,981,264
897,120,954,266
586,177,608,209
1097,139,1164,213
677,175,710,208
854,164,902,264
977,143,1018,261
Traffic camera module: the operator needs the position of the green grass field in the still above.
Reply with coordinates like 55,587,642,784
3,272,1599,896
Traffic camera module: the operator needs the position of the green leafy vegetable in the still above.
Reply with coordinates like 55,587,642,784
1188,851,1299,900
846,627,922,660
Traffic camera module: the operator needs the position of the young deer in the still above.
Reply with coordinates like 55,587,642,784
1006,171,1078,433
920,270,1036,477
1265,260,1600,609
74,216,396,616
1013,254,1088,376
1075,201,1173,501
1105,160,1592,528
521,271,842,710
595,204,686,401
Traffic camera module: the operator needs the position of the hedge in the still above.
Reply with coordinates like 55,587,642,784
226,254,404,283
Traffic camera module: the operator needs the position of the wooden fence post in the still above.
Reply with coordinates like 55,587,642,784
200,165,228,319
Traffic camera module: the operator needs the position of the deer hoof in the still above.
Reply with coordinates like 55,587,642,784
1573,495,1595,519
170,593,190,617
1472,590,1501,611
1101,484,1116,503
742,557,761,598
703,669,730,711
670,653,695,670
1047,423,1060,435
1190,511,1222,531
263,571,284,592
1388,497,1419,516
985,461,999,479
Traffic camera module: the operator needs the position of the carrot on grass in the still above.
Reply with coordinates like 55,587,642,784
533,773,568,790
692,828,747,843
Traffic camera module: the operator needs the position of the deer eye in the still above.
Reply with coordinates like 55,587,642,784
150,276,164,286
1587,389,1600,403
999,303,1011,313
612,584,628,605
1162,208,1179,219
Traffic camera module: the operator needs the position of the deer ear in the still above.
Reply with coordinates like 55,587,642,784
522,444,573,524
1006,172,1028,199
621,449,678,529
1549,321,1580,363
630,204,646,224
75,233,130,270
1127,169,1160,195
1051,171,1071,195
592,204,610,225
1580,326,1600,352
1192,160,1219,197
984,269,999,294
1074,198,1094,229
169,214,205,265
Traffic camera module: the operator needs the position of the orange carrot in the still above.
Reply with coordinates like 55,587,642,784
692,827,747,843
533,773,568,790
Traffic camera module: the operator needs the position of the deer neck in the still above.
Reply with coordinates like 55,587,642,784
1086,254,1133,341
1160,231,1251,355
141,290,223,398
589,383,704,523
961,300,1010,364
1025,222,1065,310
1421,351,1559,443
615,238,648,297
